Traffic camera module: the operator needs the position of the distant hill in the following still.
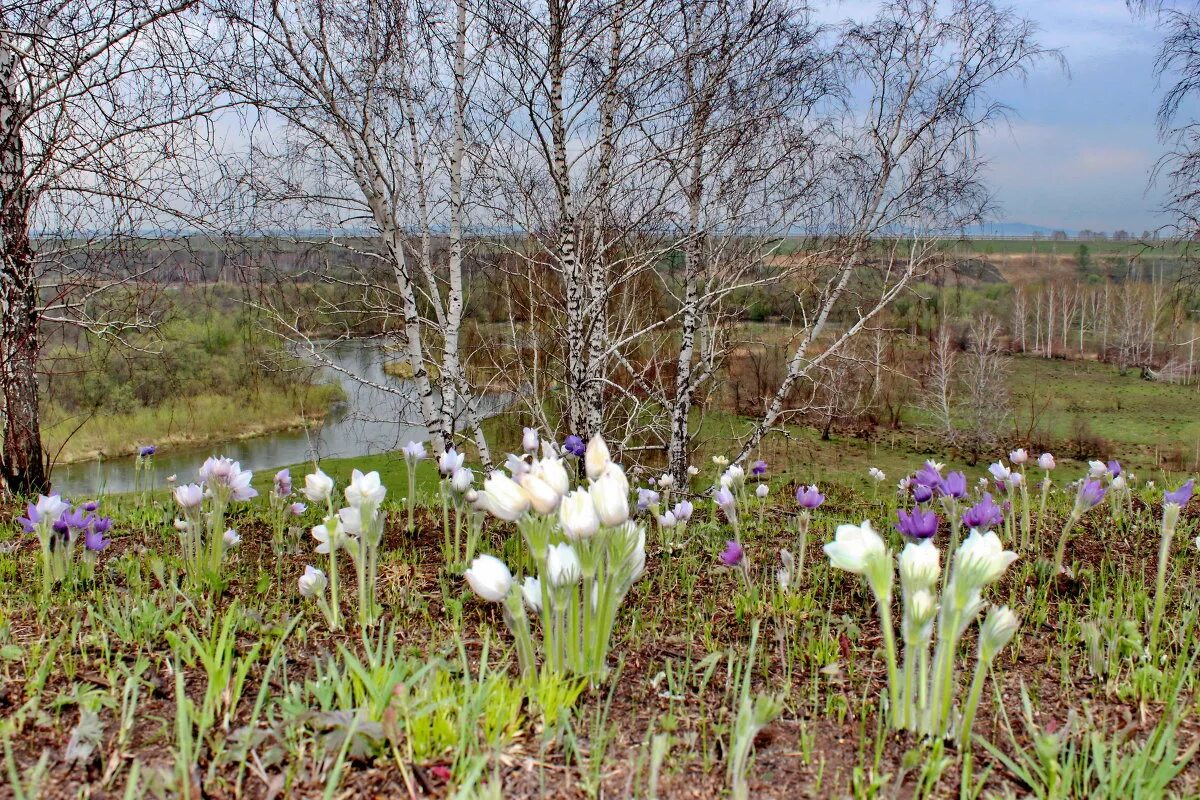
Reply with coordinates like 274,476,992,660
960,221,1077,238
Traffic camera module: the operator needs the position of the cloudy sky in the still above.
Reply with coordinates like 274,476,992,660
826,1,1171,233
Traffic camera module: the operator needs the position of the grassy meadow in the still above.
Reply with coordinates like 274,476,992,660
2,414,1199,798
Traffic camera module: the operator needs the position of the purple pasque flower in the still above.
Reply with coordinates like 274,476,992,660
637,487,660,512
289,501,307,516
1076,479,1106,511
895,507,939,540
751,460,768,477
1107,460,1122,478
714,486,737,520
17,494,71,533
914,461,943,488
59,507,90,533
80,500,99,513
719,539,745,567
1165,478,1194,507
16,505,40,534
913,484,934,504
962,492,1004,529
938,471,967,499
671,500,694,522
84,518,111,552
562,435,586,458
138,444,157,457
274,468,292,497
795,484,825,510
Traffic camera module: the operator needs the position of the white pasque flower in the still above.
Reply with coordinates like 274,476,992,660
298,565,327,597
521,576,542,612
590,466,630,527
1088,460,1108,479
520,472,562,515
987,462,1012,483
531,455,570,497
174,484,204,509
480,471,531,521
1038,452,1056,470
1008,448,1029,465
522,427,540,454
345,469,386,509
402,441,426,462
868,467,886,482
223,528,241,548
898,540,940,591
559,489,600,540
687,465,700,476
755,484,769,499
546,542,582,586
451,466,474,493
952,529,1018,590
312,518,346,554
464,554,513,602
337,505,364,536
824,521,888,575
438,447,465,476
724,464,745,488
585,435,612,481
304,469,335,503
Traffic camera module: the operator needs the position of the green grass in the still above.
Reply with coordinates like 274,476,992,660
2,439,1199,797
1005,356,1200,460
42,382,344,464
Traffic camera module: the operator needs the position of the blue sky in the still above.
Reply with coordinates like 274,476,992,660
826,1,1171,233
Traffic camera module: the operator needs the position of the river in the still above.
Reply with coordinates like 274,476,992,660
49,339,509,497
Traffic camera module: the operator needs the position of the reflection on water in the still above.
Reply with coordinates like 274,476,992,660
50,339,509,497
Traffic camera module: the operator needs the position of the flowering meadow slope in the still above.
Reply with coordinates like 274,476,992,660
1,435,1198,798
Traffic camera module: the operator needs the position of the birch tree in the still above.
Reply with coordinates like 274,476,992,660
0,1,213,495
647,0,830,481
210,0,492,461
734,0,1052,462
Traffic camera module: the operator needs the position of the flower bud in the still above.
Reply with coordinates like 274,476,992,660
298,565,327,597
590,469,630,527
520,472,562,515
464,554,513,602
521,576,542,612
546,542,582,586
304,470,334,503
481,472,531,521
979,605,1020,662
585,435,612,481
898,540,940,591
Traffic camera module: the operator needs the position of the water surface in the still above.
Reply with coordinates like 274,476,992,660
50,339,506,496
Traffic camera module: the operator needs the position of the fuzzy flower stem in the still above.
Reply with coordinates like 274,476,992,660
1149,505,1181,656
1018,469,1031,550
957,655,991,750
1051,511,1080,576
327,546,342,631
1037,475,1051,543
875,591,901,728
502,588,537,679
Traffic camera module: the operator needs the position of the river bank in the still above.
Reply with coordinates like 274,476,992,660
43,383,344,464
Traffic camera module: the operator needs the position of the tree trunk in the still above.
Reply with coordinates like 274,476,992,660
0,40,45,496
0,130,44,494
